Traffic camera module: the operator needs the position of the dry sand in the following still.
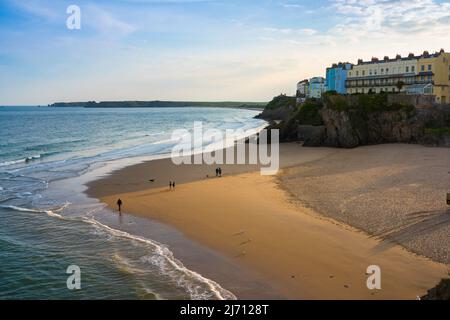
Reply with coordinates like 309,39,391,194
87,143,450,299
279,144,450,264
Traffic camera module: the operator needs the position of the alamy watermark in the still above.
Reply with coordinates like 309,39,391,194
66,265,81,290
66,5,81,30
170,122,279,175
366,265,381,290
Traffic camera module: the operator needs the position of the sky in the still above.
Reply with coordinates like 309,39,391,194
0,0,449,105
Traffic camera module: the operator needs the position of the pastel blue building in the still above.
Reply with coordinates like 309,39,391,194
326,63,353,94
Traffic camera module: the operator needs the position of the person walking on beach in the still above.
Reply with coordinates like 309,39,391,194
117,198,123,214
169,181,173,190
215,168,219,177
218,167,222,177
172,181,176,190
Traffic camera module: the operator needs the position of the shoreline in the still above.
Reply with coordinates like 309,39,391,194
86,143,449,299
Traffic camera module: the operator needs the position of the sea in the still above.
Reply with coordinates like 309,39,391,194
0,106,267,300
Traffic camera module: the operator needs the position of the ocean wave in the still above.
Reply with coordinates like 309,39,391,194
0,204,63,219
4,202,237,300
83,217,236,300
0,155,42,167
24,139,87,152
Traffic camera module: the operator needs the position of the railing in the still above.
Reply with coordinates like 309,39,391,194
346,80,433,88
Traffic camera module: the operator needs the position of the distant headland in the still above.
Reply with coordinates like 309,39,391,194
49,101,267,109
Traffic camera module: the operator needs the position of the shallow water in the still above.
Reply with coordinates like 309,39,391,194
0,106,266,299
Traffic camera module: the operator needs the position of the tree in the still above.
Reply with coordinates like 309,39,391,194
396,81,406,92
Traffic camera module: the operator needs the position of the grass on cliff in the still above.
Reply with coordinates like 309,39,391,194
292,100,324,126
265,94,297,110
425,127,450,135
323,91,415,114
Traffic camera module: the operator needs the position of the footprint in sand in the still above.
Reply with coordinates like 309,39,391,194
240,238,252,245
234,251,246,258
233,230,246,236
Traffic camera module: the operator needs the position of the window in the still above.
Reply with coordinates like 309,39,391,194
421,75,425,80
381,68,384,73
428,64,432,71
406,66,409,72
392,88,395,92
412,66,415,72
421,65,425,71
386,68,389,73
356,71,359,76
369,69,372,75
428,75,432,80
362,70,365,76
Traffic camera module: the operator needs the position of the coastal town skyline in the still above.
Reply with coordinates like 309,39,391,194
1,0,450,105
297,49,450,104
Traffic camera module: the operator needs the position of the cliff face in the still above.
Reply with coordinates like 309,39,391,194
258,93,450,148
422,279,450,300
255,94,296,122
319,107,424,148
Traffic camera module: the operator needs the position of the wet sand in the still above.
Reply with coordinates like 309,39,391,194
86,143,449,299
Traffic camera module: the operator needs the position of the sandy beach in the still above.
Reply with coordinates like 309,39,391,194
86,143,450,299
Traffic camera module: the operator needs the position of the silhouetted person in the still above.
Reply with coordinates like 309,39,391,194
117,198,123,214
172,181,176,190
215,168,219,177
218,167,222,177
169,181,173,190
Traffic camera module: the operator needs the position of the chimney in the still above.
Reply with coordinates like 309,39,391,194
439,48,445,54
423,50,429,57
384,56,389,61
408,53,414,58
357,59,363,65
371,57,379,62
396,54,401,59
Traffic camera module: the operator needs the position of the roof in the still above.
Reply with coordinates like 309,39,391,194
355,51,447,66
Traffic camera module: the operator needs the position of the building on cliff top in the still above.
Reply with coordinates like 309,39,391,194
345,49,450,104
326,62,353,94
307,77,326,99
296,79,309,103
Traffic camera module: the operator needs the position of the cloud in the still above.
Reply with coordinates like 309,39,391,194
85,5,137,36
263,27,318,36
299,28,317,36
282,3,305,9
10,0,59,20
332,0,450,39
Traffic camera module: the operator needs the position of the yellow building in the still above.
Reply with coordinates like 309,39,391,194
346,49,450,104
417,50,450,104
346,54,419,94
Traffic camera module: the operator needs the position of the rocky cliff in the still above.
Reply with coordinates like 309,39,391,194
258,93,450,148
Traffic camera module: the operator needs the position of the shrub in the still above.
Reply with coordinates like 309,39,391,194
425,127,450,135
295,100,324,126
265,94,296,110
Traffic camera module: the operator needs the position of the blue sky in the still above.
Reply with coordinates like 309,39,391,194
0,0,449,105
